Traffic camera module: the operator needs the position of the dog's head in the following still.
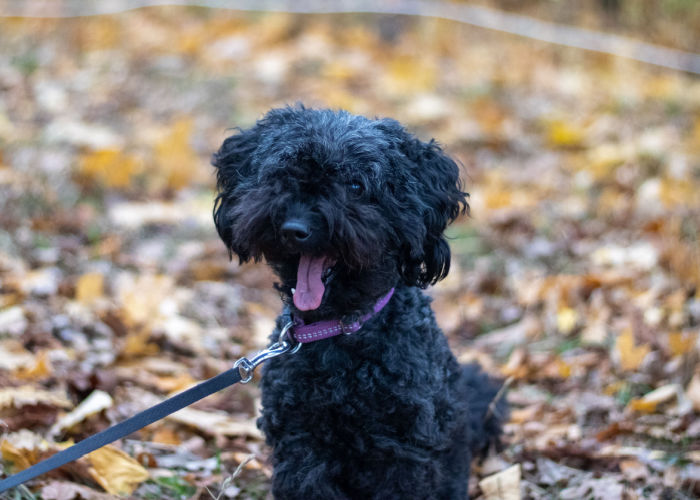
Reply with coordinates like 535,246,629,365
213,106,467,319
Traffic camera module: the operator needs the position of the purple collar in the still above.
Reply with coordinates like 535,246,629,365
291,288,395,344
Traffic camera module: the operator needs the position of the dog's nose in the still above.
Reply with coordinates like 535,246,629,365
281,220,312,243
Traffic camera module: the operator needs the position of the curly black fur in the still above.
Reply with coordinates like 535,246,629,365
213,106,507,499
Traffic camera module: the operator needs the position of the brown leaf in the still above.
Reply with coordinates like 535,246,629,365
41,481,114,500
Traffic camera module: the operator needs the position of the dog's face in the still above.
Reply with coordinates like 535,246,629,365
213,107,467,319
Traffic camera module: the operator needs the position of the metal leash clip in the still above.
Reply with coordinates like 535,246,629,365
233,321,301,383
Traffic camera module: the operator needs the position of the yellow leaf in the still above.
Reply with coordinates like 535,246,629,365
556,359,572,379
627,398,657,414
484,189,512,210
614,328,650,372
383,55,436,95
322,88,361,113
546,120,585,149
122,330,160,358
587,144,626,181
81,18,120,51
15,350,52,380
668,331,697,357
153,119,198,190
628,384,679,414
75,272,104,304
119,274,174,327
87,445,149,495
556,307,578,335
603,381,626,396
0,440,34,472
322,61,356,82
78,149,141,189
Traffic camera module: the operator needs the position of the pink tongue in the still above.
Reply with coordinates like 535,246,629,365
294,255,327,311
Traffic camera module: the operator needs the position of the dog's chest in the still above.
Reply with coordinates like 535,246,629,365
260,324,455,442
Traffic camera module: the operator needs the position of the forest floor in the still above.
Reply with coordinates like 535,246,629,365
0,5,699,499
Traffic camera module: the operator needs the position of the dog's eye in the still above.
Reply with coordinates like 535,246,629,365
349,182,364,196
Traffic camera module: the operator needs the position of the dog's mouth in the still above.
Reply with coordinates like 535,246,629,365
292,255,336,311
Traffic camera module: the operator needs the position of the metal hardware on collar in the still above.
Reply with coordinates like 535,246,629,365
234,322,300,383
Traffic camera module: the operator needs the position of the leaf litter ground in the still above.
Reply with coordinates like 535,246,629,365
0,6,699,500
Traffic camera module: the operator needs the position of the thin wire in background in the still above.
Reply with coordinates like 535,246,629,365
0,0,699,75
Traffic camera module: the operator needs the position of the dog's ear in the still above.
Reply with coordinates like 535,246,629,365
212,126,260,262
393,132,469,288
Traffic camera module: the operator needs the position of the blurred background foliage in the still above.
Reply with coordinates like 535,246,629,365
0,1,699,499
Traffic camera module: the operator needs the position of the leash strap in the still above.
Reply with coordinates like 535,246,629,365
0,367,242,494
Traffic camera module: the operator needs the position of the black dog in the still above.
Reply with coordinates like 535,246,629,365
213,106,506,499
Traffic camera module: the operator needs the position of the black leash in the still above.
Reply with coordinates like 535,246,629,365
0,323,299,494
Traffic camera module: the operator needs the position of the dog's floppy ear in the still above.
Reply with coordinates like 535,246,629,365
212,126,260,262
396,134,469,288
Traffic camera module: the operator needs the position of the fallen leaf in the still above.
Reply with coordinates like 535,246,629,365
502,347,529,380
0,340,35,371
479,463,521,500
0,386,71,410
78,149,141,189
168,407,262,439
0,430,54,471
668,331,697,356
121,329,160,358
41,481,114,500
51,390,113,436
151,427,181,445
687,374,700,412
75,272,104,304
619,459,649,482
382,55,436,95
117,274,174,327
614,328,650,372
556,307,578,335
546,120,585,149
15,350,53,380
87,445,149,495
0,306,28,336
627,384,680,414
153,118,199,190
1,439,34,471
627,398,659,414
152,372,197,394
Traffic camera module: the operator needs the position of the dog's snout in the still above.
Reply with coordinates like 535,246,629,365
281,219,312,243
